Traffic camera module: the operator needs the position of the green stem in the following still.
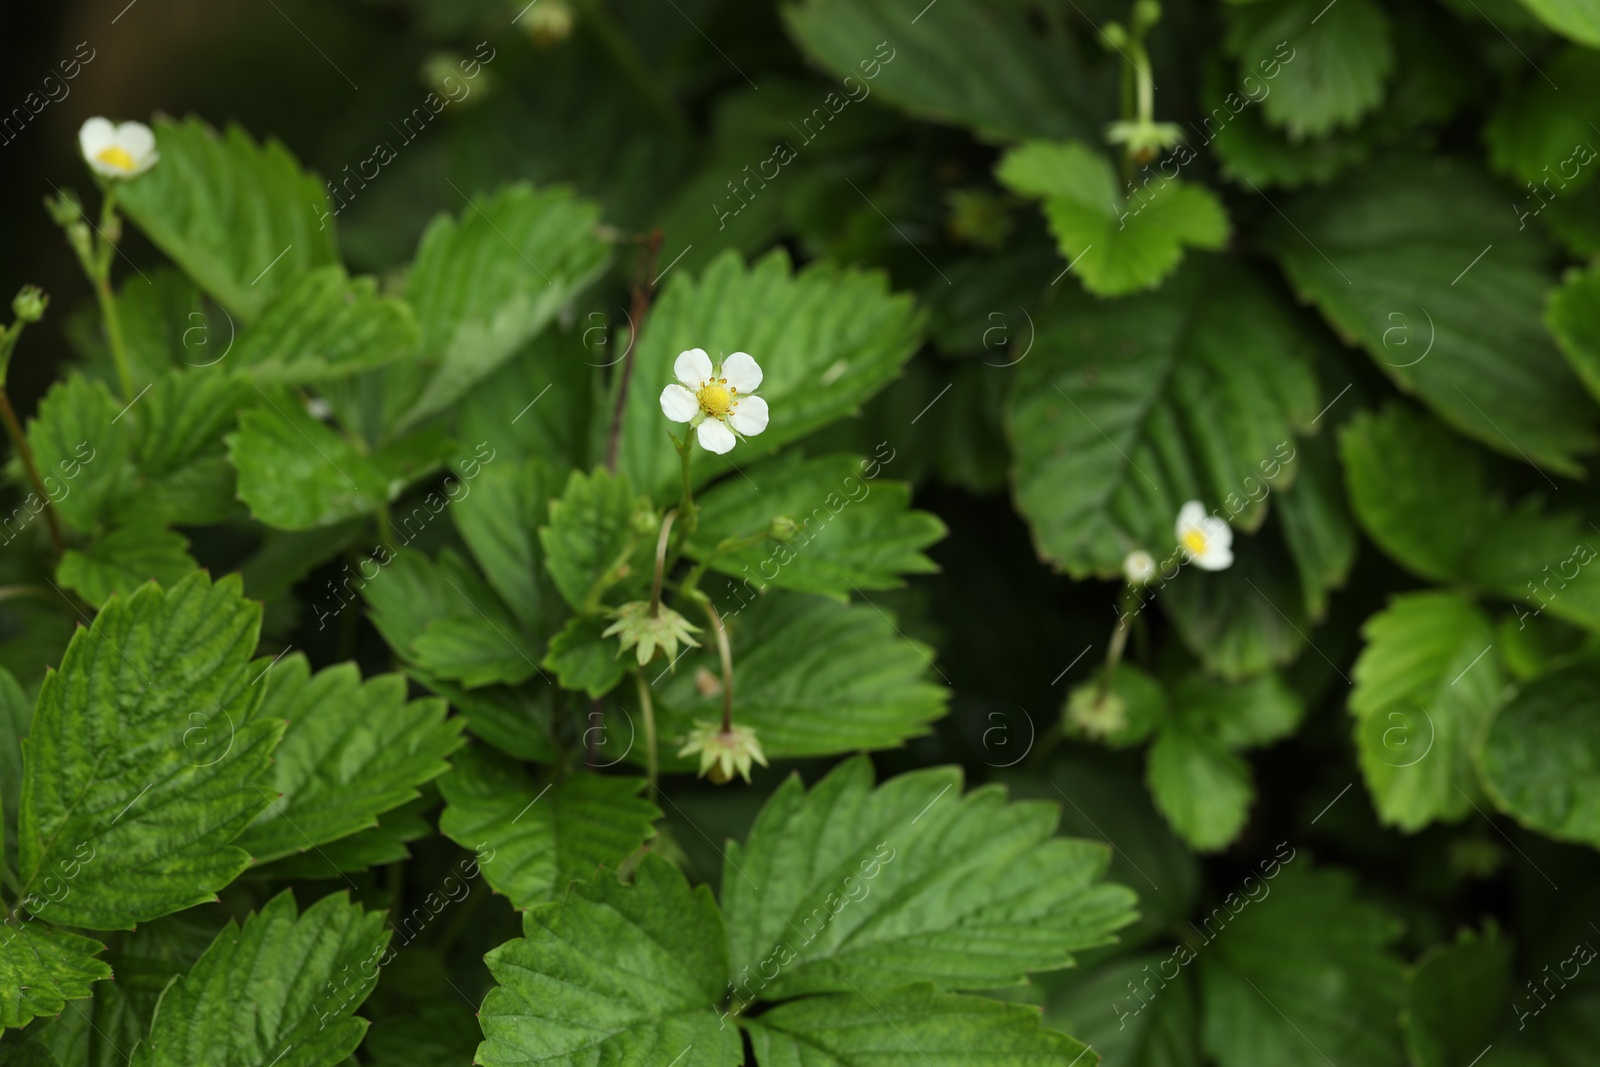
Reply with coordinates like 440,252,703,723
0,388,65,557
635,669,659,799
1096,583,1144,705
677,529,772,603
703,600,734,731
94,190,134,401
649,509,677,616
675,434,699,536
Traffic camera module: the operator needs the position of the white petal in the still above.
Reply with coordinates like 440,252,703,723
1199,514,1233,550
721,351,762,394
660,383,699,423
728,395,768,436
1174,500,1207,542
697,418,737,454
79,118,115,160
1193,543,1234,571
116,121,156,162
675,348,714,388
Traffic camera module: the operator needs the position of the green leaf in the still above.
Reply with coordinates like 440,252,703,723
0,1039,61,1065
997,141,1229,297
1041,953,1201,1067
542,615,630,698
131,891,390,1067
1159,539,1314,682
722,757,1137,1000
689,452,944,599
452,458,556,635
1480,666,1600,847
0,667,27,876
1177,671,1305,750
1006,258,1318,577
227,393,449,530
1349,592,1506,831
438,748,658,908
781,0,1110,142
456,327,602,486
17,572,282,929
235,655,462,863
1275,432,1357,619
57,524,196,606
116,116,339,320
226,266,417,383
745,985,1094,1066
0,923,110,1029
644,591,947,761
539,467,650,614
1340,404,1600,631
1546,262,1600,407
1224,0,1394,138
1269,156,1598,476
389,183,610,429
1200,864,1405,1067
1403,925,1511,1067
25,374,134,533
362,549,546,688
260,800,431,881
1515,0,1600,45
477,854,741,1067
617,250,922,500
1486,49,1600,195
1146,721,1253,852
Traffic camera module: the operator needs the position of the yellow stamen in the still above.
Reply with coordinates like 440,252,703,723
96,145,137,172
698,380,733,418
1181,529,1208,555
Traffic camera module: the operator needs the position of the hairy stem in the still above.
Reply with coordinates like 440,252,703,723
0,389,64,556
635,669,659,798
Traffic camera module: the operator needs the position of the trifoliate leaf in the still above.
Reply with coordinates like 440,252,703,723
1161,535,1316,680
56,524,196,606
1202,57,1373,189
722,757,1136,1000
132,369,252,480
689,452,944,600
235,655,462,863
388,183,610,430
438,747,658,908
542,615,629,697
781,0,1109,142
1515,0,1600,45
17,572,281,930
0,923,110,1029
227,393,451,530
1269,156,1599,476
476,854,741,1067
1007,257,1318,577
1199,864,1405,1067
641,591,947,762
1403,925,1511,1067
1040,952,1201,1067
451,459,556,635
1177,671,1305,750
745,985,1094,1066
116,116,339,320
539,467,650,614
997,141,1229,298
225,266,417,383
1480,666,1600,847
617,250,922,500
1546,262,1600,406
130,891,390,1067
1224,0,1394,138
25,374,134,533
1350,592,1506,831
1146,721,1253,852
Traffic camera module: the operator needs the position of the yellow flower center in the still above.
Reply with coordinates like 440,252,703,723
96,145,137,172
1181,528,1208,555
698,380,734,418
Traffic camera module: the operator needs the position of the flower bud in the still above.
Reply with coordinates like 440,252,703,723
12,286,47,324
768,515,800,542
521,0,574,46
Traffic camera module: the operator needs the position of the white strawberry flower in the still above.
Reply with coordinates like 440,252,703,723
79,118,159,179
659,348,768,455
1175,500,1233,571
1123,549,1157,585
